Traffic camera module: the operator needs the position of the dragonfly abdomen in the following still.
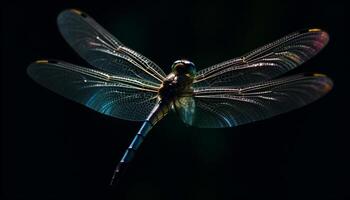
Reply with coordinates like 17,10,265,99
110,100,171,185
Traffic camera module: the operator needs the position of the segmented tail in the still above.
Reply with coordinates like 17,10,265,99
110,101,170,185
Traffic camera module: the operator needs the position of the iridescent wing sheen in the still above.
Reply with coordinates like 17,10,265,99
27,60,159,121
174,96,196,125
188,74,333,128
194,29,329,87
57,9,166,84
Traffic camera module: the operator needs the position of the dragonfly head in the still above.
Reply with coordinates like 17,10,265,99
171,60,196,77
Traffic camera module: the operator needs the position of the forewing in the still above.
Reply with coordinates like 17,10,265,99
194,29,329,87
191,74,333,128
27,60,159,121
57,9,166,84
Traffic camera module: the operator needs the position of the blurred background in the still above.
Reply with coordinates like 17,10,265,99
1,0,348,199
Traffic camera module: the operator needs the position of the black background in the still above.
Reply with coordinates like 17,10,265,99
1,0,348,199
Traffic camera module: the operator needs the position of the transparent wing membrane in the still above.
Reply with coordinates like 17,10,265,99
194,29,329,87
191,74,333,128
174,97,196,125
57,9,166,84
27,60,159,121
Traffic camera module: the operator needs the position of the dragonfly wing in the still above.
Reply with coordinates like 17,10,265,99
190,74,333,128
57,9,166,84
174,97,196,126
27,60,159,121
194,29,329,87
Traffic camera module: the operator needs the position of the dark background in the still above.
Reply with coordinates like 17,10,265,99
1,0,348,199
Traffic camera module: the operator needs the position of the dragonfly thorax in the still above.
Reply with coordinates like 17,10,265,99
158,60,196,101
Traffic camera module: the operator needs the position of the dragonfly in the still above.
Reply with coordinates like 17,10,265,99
27,9,333,185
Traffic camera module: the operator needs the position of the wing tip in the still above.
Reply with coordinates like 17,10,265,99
34,60,59,64
311,73,334,93
300,28,329,39
294,28,329,52
27,60,42,76
35,60,49,64
27,61,44,79
307,28,330,45
70,9,82,15
312,73,326,77
69,9,88,18
308,28,322,32
307,28,327,35
58,9,88,21
65,9,88,18
28,60,60,76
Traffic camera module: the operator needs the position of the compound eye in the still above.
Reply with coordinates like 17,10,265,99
172,61,182,69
